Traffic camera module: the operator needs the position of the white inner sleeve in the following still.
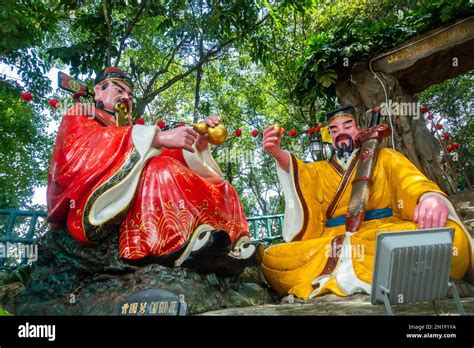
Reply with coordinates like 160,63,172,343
334,232,371,295
201,147,223,177
308,274,332,299
132,124,159,158
182,143,223,183
309,232,371,298
275,151,304,242
88,125,161,225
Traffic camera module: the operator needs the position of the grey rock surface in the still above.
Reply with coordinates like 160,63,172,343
201,293,474,316
10,227,273,315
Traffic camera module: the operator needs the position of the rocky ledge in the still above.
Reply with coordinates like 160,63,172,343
7,227,273,315
2,190,473,316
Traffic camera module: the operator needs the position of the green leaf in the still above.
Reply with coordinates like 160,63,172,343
317,71,337,88
0,307,12,316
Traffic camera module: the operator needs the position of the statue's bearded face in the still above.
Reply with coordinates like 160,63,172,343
329,116,360,158
93,80,133,114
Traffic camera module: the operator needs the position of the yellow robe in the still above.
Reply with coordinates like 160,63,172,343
261,148,473,299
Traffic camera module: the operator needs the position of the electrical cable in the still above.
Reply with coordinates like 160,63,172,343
367,16,473,150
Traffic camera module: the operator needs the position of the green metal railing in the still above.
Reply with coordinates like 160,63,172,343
0,209,48,271
0,209,284,270
247,214,284,244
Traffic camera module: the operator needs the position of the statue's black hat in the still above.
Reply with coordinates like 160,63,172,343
94,67,133,89
324,105,356,123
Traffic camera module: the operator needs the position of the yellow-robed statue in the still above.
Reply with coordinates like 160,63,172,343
261,105,473,299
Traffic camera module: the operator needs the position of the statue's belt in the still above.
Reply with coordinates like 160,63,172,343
326,208,393,227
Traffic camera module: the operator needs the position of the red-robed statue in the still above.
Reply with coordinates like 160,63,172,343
47,67,262,275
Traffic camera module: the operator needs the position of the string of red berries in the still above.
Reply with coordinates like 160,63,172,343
420,105,460,153
22,91,324,138
234,125,323,138
134,118,325,140
20,92,61,109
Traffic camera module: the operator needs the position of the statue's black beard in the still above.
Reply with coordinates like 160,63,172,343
335,133,354,161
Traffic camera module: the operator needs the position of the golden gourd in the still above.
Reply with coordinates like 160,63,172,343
192,122,208,135
192,122,228,146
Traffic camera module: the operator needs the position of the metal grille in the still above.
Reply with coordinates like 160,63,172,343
389,243,452,304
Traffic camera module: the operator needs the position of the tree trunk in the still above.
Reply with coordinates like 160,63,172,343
193,67,203,123
335,62,457,194
332,18,474,195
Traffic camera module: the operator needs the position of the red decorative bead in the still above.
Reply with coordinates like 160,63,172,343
442,133,450,140
315,125,322,132
49,99,60,108
21,92,33,101
426,114,434,121
307,128,315,135
178,124,186,127
420,105,429,114
453,142,459,149
289,129,297,137
251,130,259,137
135,118,145,125
446,145,453,152
435,123,443,130
234,129,242,137
157,121,166,128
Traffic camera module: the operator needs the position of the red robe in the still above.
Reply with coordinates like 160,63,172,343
47,104,249,261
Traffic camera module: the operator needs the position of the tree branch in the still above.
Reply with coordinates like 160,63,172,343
114,0,147,67
266,90,289,109
102,0,113,66
193,67,203,122
141,14,269,105
141,38,233,103
193,32,204,122
248,168,267,215
142,37,189,97
188,0,203,37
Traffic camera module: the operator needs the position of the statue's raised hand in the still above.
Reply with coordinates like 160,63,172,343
263,125,290,172
262,125,282,157
152,126,198,153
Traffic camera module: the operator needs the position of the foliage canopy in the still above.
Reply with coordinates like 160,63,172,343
0,0,472,215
